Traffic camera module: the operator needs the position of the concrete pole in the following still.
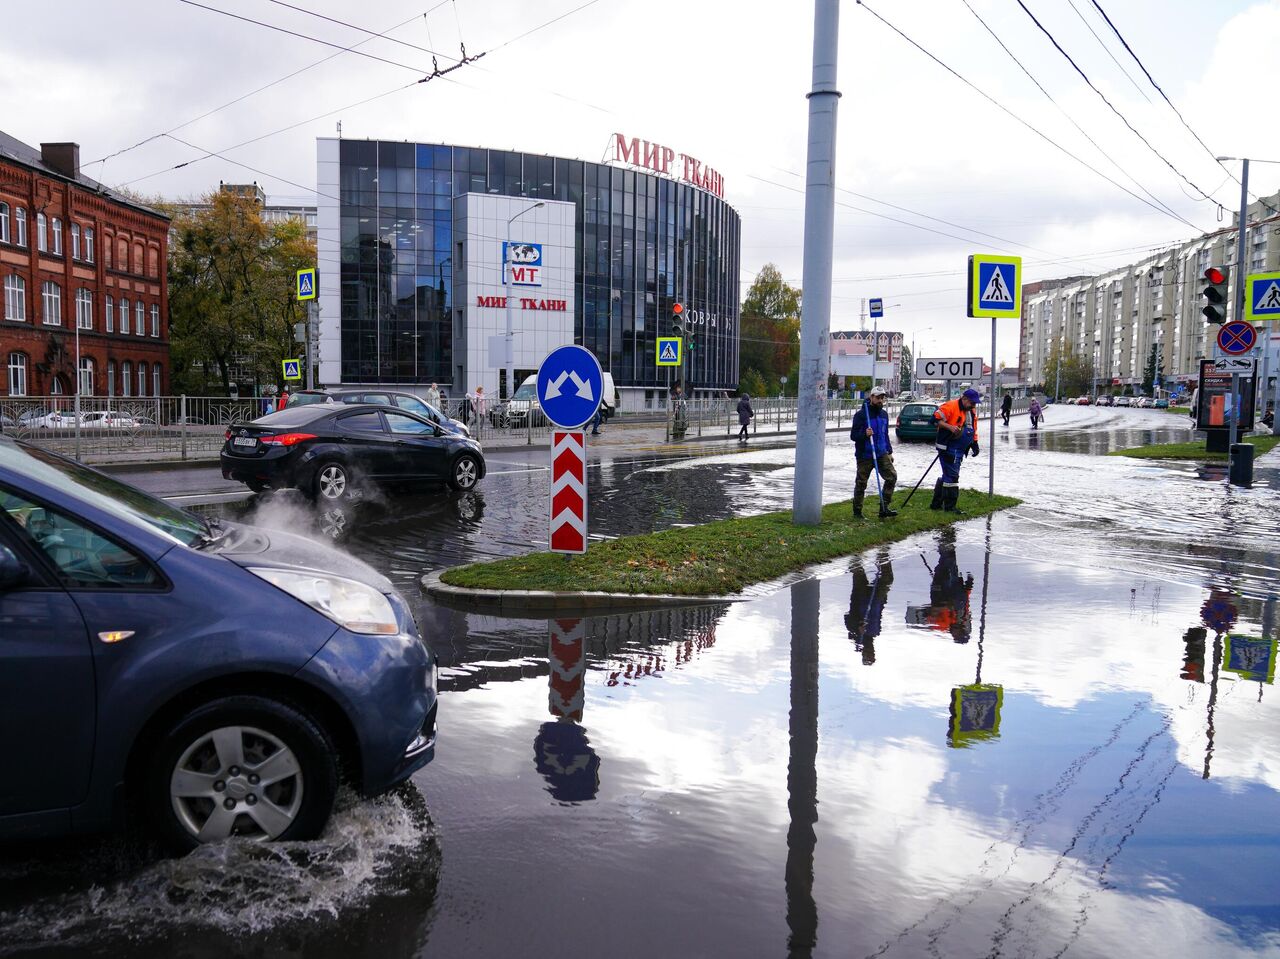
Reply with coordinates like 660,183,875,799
793,0,841,526
1230,160,1249,451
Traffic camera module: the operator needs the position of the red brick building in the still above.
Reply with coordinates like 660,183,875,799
1,132,170,402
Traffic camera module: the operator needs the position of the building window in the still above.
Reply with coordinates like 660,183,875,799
0,202,8,243
4,275,25,321
147,248,159,277
51,218,63,255
36,213,47,252
153,364,161,397
7,352,26,396
133,243,143,274
76,288,93,330
121,361,132,397
137,361,147,397
135,300,145,336
71,224,81,259
105,294,114,332
41,281,62,326
79,357,94,396
84,227,94,263
107,360,116,397
14,208,26,247
150,304,160,337
119,297,130,334
116,238,127,268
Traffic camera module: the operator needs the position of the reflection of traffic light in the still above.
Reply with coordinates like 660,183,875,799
1202,266,1229,325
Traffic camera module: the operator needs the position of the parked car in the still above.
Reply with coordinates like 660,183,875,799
1095,395,1112,407
1075,396,1091,405
895,401,941,442
0,435,437,849
221,403,486,499
1134,397,1152,408
289,388,470,439
1115,396,1132,407
35,410,89,429
16,409,51,428
1153,398,1170,409
80,411,140,429
498,371,618,428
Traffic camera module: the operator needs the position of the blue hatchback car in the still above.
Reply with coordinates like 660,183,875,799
0,437,436,851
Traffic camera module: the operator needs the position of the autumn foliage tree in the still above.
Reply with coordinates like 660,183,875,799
166,192,316,395
739,264,801,394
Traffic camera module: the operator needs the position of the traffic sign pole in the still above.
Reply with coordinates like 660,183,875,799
989,319,996,497
1230,161,1250,462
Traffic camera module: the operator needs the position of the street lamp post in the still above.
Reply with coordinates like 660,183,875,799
505,202,544,400
869,303,901,395
910,326,933,395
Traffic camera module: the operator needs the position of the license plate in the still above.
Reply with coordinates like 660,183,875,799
233,436,257,448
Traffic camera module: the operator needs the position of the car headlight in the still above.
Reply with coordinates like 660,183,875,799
248,567,399,635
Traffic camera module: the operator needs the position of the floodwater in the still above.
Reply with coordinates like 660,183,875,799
2,407,1278,958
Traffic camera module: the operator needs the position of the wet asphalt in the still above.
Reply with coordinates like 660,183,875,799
3,406,1279,958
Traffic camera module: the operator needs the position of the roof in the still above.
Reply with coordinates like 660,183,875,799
0,130,169,221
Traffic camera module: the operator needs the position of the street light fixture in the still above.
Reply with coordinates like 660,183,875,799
505,201,545,399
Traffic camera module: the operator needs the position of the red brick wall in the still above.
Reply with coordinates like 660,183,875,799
0,155,170,398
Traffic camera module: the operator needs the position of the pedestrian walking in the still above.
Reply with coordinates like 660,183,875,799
474,386,487,422
426,383,441,411
929,388,981,514
1001,392,1012,426
591,397,606,436
1029,397,1043,431
736,392,754,442
462,388,477,425
278,389,290,410
850,385,898,518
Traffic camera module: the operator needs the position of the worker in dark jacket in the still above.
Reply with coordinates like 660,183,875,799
736,393,754,442
929,389,981,514
849,385,897,518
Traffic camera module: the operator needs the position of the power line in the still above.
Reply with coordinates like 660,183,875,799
261,0,453,60
955,0,1185,226
491,0,605,50
1061,0,1149,103
1012,0,1220,204
1087,0,1243,190
853,1,1204,233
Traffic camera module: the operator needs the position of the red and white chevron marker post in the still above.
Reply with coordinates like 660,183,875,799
550,430,588,554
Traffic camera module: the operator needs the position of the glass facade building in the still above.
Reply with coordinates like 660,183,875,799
323,139,741,395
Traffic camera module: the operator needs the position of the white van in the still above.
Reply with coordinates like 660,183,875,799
503,371,617,426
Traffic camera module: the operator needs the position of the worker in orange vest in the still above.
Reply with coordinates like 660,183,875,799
930,388,982,513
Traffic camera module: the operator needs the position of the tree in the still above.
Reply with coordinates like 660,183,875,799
167,192,316,395
1141,343,1162,396
739,368,767,397
899,344,914,392
1043,341,1095,398
739,264,801,394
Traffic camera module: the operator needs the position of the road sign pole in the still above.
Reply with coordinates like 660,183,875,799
988,318,996,496
306,300,315,390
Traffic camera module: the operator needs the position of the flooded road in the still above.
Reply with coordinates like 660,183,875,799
3,407,1278,957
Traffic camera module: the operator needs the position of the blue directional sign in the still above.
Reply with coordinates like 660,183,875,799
537,345,604,429
1245,271,1280,321
1217,320,1257,356
295,267,316,301
968,254,1022,319
869,298,884,319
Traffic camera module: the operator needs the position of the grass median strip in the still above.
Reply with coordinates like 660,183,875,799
1107,435,1280,461
440,490,1021,597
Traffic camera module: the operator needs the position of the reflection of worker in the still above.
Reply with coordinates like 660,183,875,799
533,721,601,803
845,552,894,665
923,529,975,643
930,389,982,514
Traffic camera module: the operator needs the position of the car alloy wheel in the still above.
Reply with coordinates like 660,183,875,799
450,455,479,491
317,463,348,500
169,725,304,843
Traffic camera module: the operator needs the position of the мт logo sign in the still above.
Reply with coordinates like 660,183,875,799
503,242,543,287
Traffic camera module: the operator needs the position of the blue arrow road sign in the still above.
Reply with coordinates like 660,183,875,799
537,345,604,429
869,298,884,319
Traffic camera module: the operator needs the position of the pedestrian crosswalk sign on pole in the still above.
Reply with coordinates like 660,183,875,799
1245,271,1280,321
282,358,302,381
967,254,1022,319
296,267,317,301
656,336,683,366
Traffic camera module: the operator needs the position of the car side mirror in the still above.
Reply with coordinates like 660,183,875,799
0,545,29,591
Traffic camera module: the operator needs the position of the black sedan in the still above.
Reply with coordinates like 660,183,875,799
221,403,486,499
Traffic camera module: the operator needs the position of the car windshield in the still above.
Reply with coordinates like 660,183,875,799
512,383,538,401
287,392,329,407
1,442,208,547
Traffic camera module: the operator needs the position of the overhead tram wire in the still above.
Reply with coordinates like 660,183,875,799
1061,0,1149,103
1012,0,1222,205
955,0,1186,226
86,6,448,171
853,0,1204,233
1087,0,1247,191
261,0,455,60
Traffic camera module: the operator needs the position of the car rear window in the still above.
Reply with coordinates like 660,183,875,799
903,404,937,416
287,392,330,407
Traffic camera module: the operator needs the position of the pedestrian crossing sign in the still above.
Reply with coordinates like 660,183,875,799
1244,271,1280,321
282,358,302,381
656,336,683,366
967,254,1022,319
296,267,317,301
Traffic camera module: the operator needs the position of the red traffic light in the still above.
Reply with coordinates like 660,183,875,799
1204,266,1226,284
672,303,683,314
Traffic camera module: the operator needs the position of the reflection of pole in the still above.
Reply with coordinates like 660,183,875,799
976,516,993,685
786,578,820,958
1202,631,1224,779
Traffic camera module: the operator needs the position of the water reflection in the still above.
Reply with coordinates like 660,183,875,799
786,578,820,959
906,528,975,644
536,618,600,803
844,549,894,665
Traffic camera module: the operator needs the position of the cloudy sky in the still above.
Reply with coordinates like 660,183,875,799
4,0,1276,365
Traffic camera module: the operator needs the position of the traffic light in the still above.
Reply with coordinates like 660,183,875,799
671,302,685,336
1202,266,1229,325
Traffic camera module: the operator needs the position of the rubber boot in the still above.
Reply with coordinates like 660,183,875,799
928,479,945,510
944,486,965,514
852,498,864,519
878,494,898,518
